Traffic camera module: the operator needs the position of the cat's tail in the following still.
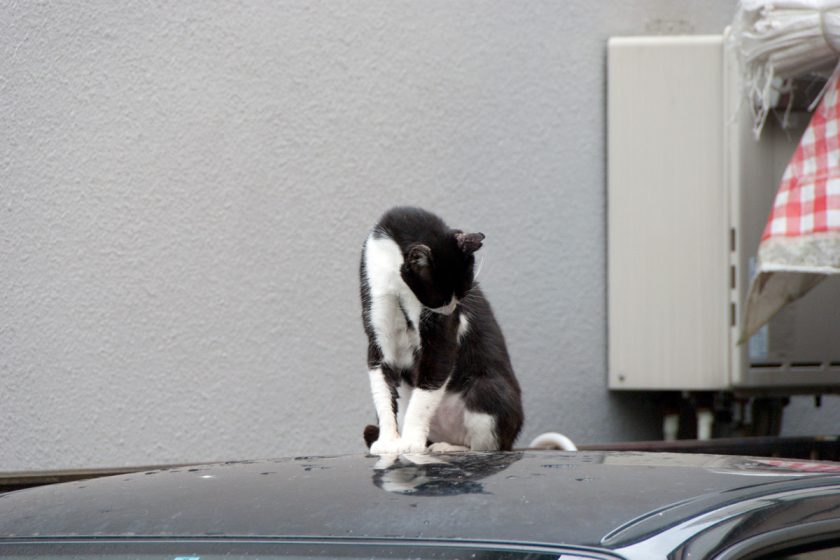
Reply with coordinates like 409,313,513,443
528,432,578,451
363,424,379,448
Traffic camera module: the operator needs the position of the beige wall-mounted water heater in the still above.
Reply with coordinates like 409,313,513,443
608,35,840,393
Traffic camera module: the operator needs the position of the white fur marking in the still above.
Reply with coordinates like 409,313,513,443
429,298,458,316
399,385,448,453
396,383,412,427
464,410,498,451
457,312,470,343
428,392,468,446
368,368,398,442
429,394,498,451
364,235,422,370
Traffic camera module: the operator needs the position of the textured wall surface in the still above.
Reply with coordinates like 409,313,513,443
3,1,837,471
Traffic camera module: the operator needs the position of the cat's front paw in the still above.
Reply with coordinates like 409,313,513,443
393,434,428,454
369,438,403,455
369,437,428,455
397,439,428,454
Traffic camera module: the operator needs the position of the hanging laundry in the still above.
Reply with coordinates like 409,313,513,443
730,0,840,137
742,70,840,340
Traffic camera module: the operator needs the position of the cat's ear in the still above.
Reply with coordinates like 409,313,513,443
407,244,433,270
455,232,485,255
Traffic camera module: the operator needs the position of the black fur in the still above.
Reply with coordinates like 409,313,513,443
360,207,523,451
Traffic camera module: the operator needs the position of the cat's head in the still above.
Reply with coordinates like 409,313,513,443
400,231,484,314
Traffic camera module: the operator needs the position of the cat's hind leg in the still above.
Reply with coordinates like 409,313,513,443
464,410,501,451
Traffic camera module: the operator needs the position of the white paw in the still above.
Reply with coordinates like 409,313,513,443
428,442,470,453
397,438,428,454
369,438,402,455
369,437,428,455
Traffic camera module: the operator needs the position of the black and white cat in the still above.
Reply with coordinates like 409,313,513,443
359,206,523,454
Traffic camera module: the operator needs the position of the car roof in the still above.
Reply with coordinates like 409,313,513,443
1,451,839,549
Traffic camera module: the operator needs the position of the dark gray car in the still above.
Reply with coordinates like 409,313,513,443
1,451,839,559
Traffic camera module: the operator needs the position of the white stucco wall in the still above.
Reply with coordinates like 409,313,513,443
3,1,837,471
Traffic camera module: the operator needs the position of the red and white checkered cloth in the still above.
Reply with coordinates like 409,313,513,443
762,81,840,241
743,70,840,340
